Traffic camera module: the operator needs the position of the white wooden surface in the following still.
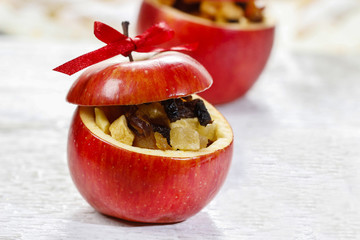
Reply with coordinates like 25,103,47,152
1,37,360,240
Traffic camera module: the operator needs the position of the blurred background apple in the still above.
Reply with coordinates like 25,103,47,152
136,0,275,104
1,0,359,55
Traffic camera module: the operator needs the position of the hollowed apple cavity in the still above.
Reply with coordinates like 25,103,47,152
81,95,232,157
68,97,233,222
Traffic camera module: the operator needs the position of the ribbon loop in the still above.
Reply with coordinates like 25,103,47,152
94,21,127,44
53,21,196,76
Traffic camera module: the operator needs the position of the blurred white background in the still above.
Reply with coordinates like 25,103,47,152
1,1,360,239
1,0,359,54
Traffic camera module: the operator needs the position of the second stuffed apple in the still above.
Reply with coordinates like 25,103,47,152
137,0,275,104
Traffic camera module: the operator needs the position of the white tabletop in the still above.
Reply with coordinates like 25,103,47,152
1,37,360,239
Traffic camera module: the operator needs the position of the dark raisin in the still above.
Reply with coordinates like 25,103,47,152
161,99,181,122
176,98,195,119
173,0,200,14
161,98,196,122
228,19,240,23
162,97,212,126
193,99,212,126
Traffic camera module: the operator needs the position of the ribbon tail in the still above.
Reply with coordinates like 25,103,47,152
53,42,133,75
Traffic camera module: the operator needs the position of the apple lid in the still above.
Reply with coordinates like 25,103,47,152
66,52,212,106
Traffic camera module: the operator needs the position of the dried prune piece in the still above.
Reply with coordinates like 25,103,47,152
161,99,180,122
193,99,212,126
177,99,195,119
125,111,152,137
162,97,212,126
161,98,196,122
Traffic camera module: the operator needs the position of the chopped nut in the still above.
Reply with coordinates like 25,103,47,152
109,115,135,145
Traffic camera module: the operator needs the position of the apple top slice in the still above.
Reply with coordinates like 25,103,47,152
66,52,213,106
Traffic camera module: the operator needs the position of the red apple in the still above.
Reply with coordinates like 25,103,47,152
67,51,234,223
136,0,275,104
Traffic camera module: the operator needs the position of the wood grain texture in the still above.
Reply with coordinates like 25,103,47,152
1,38,360,239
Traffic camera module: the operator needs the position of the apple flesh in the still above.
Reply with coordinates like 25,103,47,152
136,0,275,104
68,97,233,223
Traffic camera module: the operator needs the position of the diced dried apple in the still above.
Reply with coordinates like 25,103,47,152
220,2,243,21
133,133,157,149
170,127,200,151
94,107,110,134
154,132,171,150
197,121,217,142
109,115,135,145
137,103,163,119
170,118,198,130
199,134,209,149
200,1,219,17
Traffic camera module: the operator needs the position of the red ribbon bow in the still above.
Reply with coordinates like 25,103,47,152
54,21,197,75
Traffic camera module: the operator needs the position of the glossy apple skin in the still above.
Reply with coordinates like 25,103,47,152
66,52,212,106
136,0,275,104
68,107,233,223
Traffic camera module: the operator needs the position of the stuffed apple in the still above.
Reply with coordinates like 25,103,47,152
137,0,275,104
55,22,233,223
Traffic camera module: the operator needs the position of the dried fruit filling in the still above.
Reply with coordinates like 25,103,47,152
94,96,217,151
159,0,264,24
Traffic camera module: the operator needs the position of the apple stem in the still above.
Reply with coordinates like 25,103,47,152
122,21,134,62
